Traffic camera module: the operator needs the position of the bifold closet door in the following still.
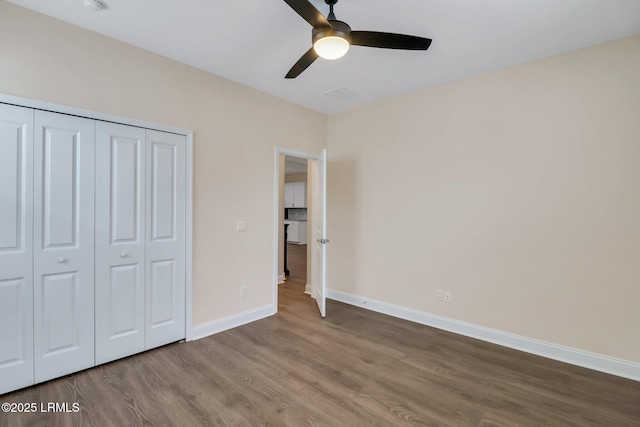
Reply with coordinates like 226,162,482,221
96,126,186,361
95,122,146,365
0,104,34,394
33,111,95,383
146,130,186,348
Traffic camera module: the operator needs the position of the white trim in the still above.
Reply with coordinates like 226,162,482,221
184,133,194,341
278,274,286,285
327,289,640,382
304,284,312,295
189,305,276,341
273,147,320,316
1,93,195,344
0,93,191,136
277,147,320,161
272,149,281,314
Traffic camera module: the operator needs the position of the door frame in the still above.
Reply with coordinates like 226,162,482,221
273,147,321,312
0,93,195,342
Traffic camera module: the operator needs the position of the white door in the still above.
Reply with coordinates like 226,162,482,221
33,111,95,383
145,130,186,348
311,149,327,317
0,104,34,394
95,122,146,364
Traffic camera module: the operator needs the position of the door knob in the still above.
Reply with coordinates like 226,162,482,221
120,252,128,258
57,257,67,263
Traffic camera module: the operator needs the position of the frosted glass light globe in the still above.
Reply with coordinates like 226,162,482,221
314,36,350,60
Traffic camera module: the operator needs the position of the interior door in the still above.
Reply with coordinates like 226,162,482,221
145,130,186,348
33,111,95,383
311,149,327,317
95,122,146,364
0,104,34,394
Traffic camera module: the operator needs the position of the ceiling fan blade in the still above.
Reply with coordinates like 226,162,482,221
285,47,319,78
350,31,432,50
284,0,331,28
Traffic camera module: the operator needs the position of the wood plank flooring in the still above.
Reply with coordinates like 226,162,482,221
2,243,639,426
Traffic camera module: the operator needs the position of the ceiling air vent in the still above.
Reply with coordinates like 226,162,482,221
323,86,359,101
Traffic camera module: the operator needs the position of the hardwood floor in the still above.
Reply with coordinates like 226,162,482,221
2,243,639,426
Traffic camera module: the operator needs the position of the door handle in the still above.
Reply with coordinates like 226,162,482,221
57,257,68,263
120,252,129,258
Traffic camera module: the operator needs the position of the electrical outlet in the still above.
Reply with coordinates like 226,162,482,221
436,290,444,301
240,286,247,298
444,291,452,303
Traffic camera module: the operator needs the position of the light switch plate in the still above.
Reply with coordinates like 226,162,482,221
236,221,247,232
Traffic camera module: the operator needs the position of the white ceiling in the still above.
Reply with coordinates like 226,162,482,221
7,0,640,114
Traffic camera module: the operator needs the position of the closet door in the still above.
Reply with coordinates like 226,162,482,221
33,111,95,383
146,130,186,348
95,122,146,364
0,104,34,394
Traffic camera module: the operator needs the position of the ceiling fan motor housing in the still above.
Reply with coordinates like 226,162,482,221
312,20,352,45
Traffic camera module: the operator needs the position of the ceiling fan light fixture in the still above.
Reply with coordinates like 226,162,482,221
313,35,350,60
312,22,352,60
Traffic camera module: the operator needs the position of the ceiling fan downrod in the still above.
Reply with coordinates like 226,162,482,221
326,0,338,21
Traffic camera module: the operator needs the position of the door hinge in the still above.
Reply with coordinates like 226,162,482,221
317,238,330,244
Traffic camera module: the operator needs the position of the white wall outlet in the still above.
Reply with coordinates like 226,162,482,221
236,220,247,232
436,290,444,301
240,286,247,298
444,291,452,303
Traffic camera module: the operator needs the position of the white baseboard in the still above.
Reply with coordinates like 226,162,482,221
327,290,640,381
278,274,285,284
304,284,312,295
189,304,275,341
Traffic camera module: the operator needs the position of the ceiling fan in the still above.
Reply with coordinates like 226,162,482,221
284,0,432,78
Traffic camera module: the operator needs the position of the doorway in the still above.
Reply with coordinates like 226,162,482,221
279,154,311,312
273,147,327,317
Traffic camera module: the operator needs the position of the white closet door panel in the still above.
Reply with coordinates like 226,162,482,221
0,278,33,394
0,104,34,394
40,272,79,350
150,142,177,240
149,259,176,324
146,130,185,349
33,111,95,382
0,104,33,257
43,132,76,246
95,122,146,364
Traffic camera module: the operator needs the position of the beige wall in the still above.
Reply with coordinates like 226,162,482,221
327,35,640,363
0,2,327,326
